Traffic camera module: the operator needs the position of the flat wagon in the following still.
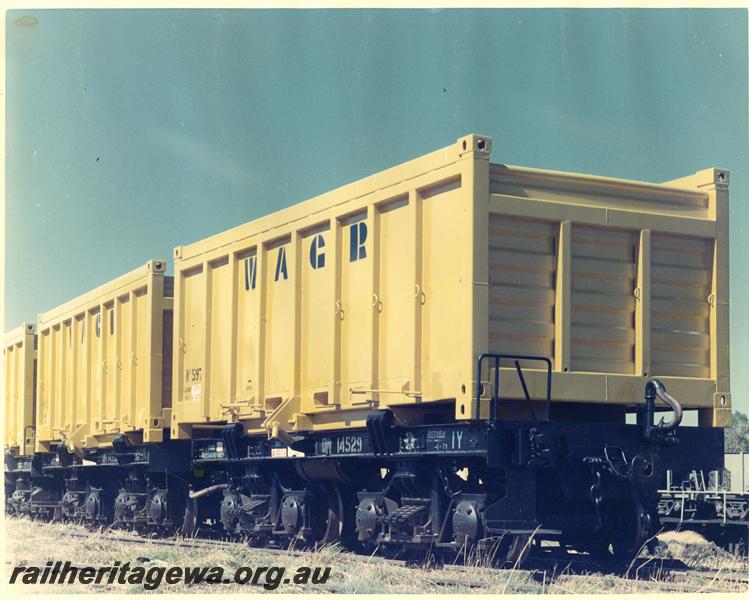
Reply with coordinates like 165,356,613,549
172,134,728,561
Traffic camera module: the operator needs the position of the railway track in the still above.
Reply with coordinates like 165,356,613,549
40,532,495,592
58,527,748,592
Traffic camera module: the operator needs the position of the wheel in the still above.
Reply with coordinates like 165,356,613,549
308,483,346,547
84,489,115,528
335,483,361,551
484,534,533,568
181,497,198,537
246,534,269,548
375,541,418,561
51,506,63,522
586,494,650,565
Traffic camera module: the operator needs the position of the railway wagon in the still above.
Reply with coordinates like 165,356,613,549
4,323,37,511
172,134,728,562
32,260,191,528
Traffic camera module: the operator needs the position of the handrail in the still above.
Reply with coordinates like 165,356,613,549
474,353,553,424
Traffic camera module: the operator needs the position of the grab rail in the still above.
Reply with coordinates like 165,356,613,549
474,353,553,424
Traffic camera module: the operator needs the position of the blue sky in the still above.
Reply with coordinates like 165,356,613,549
6,9,748,411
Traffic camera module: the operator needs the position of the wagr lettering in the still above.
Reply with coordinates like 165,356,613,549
244,222,369,291
274,247,288,281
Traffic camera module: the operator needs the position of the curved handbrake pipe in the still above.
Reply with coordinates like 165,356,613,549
643,379,683,439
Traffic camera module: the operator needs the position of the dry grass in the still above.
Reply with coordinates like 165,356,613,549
3,516,747,594
654,530,747,571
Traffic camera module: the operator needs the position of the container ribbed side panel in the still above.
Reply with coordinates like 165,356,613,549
488,215,556,362
651,233,711,378
571,225,636,374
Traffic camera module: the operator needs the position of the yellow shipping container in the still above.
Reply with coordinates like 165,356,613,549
171,134,730,441
4,323,37,456
36,260,173,452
